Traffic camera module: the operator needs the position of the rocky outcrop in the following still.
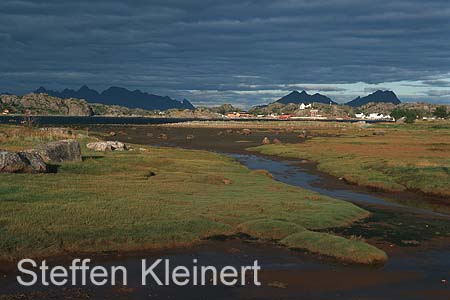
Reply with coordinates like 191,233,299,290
86,141,128,152
0,150,47,173
29,139,82,162
0,93,93,116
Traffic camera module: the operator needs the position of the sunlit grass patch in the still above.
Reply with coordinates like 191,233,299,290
0,125,384,264
249,122,450,211
237,219,306,240
281,231,388,264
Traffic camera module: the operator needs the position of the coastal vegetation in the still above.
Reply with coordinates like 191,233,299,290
0,125,386,264
250,121,450,212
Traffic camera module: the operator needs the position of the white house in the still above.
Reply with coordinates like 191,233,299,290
299,103,312,110
367,113,392,120
355,113,365,119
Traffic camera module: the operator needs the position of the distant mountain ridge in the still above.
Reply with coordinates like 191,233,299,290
346,90,401,107
276,90,337,105
34,86,195,111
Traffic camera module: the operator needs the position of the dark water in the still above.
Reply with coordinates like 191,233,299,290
1,239,449,300
229,153,450,218
0,115,390,126
0,115,194,125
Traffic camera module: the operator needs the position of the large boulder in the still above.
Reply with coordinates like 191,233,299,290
0,151,26,173
29,139,82,162
0,150,47,173
86,141,128,152
18,152,48,173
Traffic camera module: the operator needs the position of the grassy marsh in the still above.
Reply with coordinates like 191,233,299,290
250,121,450,204
0,125,385,264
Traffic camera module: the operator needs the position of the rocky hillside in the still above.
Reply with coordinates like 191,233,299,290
0,93,94,116
0,93,222,118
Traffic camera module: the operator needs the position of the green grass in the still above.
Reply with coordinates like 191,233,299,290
237,219,306,240
0,126,386,264
249,123,450,212
281,231,387,264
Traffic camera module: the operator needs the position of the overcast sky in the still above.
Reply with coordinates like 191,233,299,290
1,0,450,107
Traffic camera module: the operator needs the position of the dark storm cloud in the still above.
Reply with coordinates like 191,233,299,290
1,0,450,105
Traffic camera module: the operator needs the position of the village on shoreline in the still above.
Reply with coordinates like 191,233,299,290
1,88,449,123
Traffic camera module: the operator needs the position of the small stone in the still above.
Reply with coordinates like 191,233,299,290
241,128,252,135
222,179,232,185
272,138,282,144
262,137,270,145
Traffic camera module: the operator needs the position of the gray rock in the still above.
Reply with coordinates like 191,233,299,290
18,152,48,173
396,117,406,123
241,128,252,135
86,141,128,152
0,150,27,173
272,138,282,144
0,150,47,173
30,139,82,162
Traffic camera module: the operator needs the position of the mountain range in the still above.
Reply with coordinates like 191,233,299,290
34,86,195,111
274,90,401,107
346,90,401,107
277,90,337,105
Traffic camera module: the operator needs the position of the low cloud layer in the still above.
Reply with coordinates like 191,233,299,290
1,0,450,106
